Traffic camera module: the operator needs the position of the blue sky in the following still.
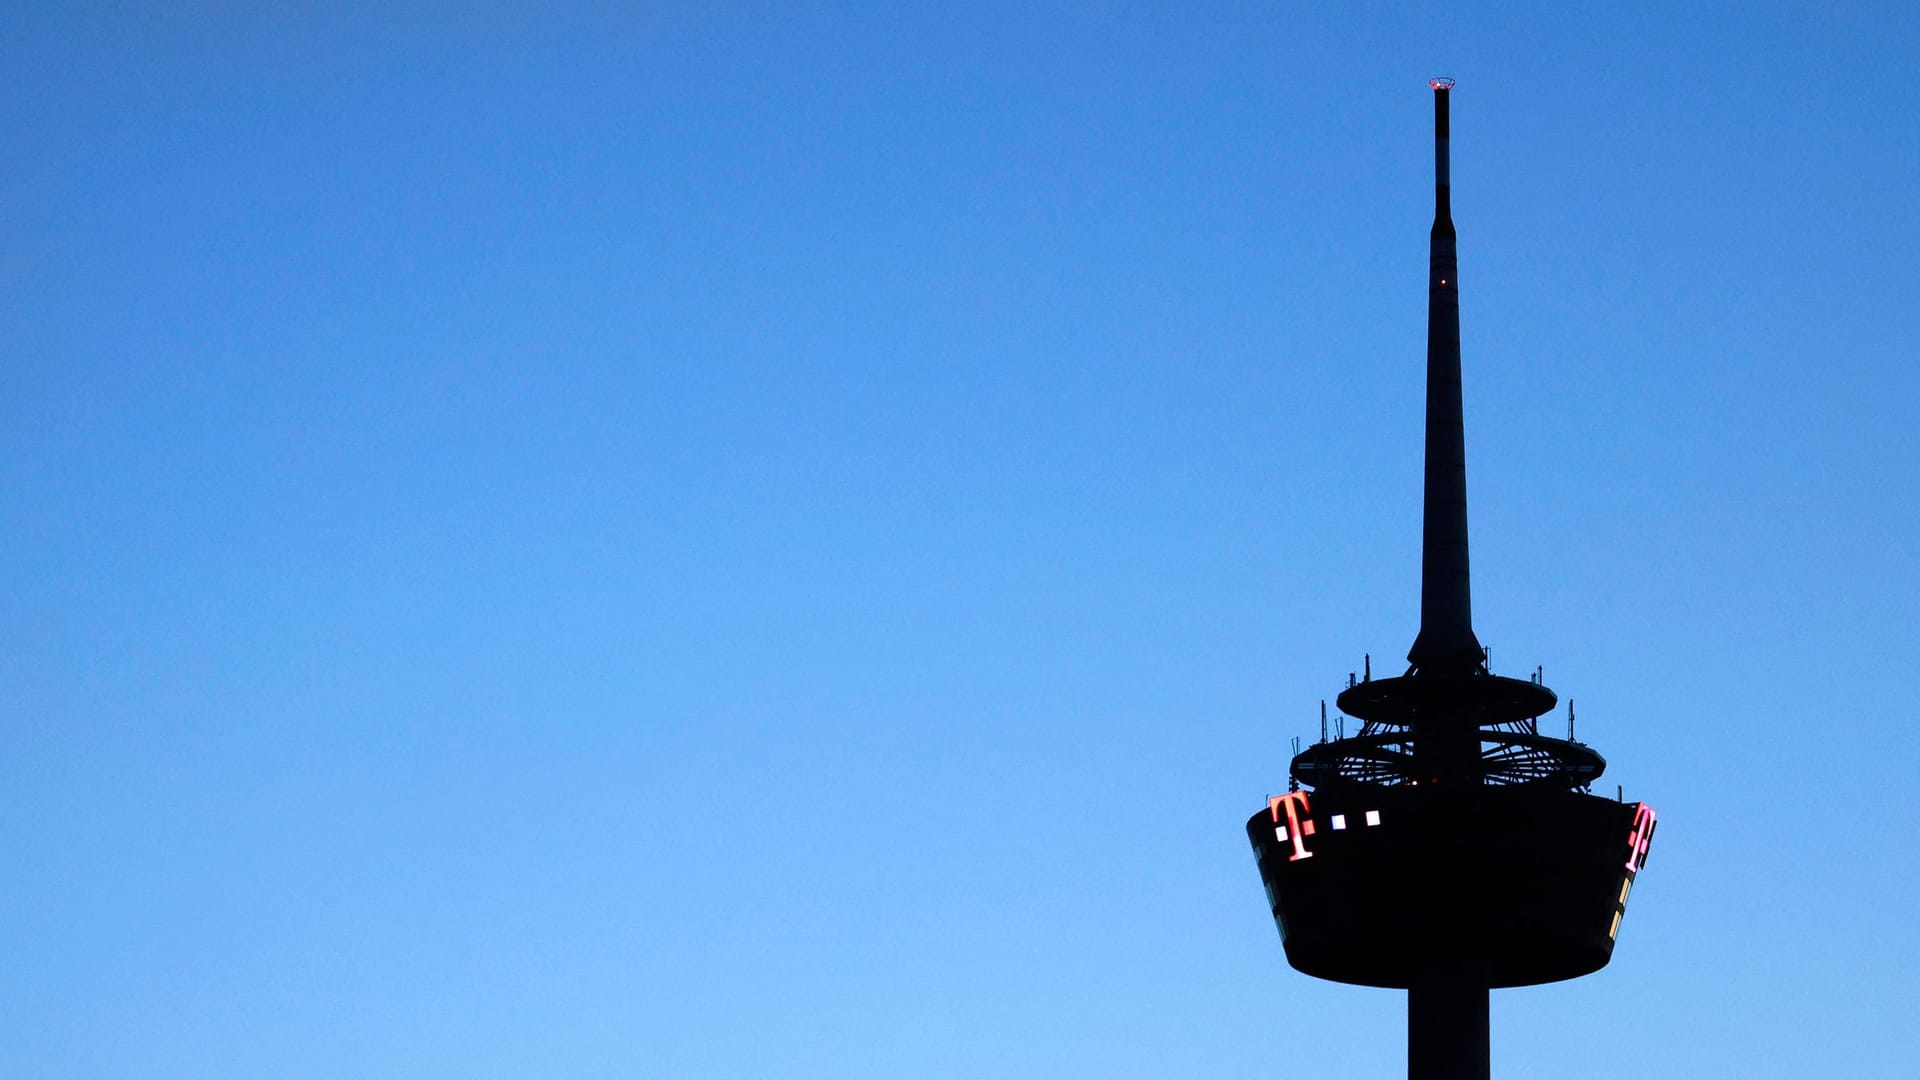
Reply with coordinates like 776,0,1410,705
4,4,1917,1077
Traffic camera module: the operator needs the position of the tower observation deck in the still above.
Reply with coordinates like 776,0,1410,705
1245,81,1657,1079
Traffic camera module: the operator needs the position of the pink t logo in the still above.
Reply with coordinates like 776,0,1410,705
1624,803,1656,873
1269,791,1316,862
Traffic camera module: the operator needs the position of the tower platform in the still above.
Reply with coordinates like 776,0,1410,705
1247,785,1655,988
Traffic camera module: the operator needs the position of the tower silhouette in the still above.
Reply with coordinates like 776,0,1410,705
1246,81,1658,1079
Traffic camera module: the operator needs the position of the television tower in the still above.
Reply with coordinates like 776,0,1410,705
1246,80,1657,1079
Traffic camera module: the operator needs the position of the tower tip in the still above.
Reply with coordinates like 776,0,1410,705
1429,77,1455,91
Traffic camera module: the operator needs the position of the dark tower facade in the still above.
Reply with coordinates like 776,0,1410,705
1246,81,1657,1079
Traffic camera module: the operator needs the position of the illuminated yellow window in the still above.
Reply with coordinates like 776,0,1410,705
1608,911,1622,940
1618,879,1631,905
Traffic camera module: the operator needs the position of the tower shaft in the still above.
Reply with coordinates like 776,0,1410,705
1410,980,1489,1080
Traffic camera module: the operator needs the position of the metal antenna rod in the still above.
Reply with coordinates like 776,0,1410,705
1407,78,1485,677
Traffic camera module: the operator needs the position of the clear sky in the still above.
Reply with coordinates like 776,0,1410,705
4,4,1917,1077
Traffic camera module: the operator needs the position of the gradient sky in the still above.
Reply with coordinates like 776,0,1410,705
5,4,1918,1078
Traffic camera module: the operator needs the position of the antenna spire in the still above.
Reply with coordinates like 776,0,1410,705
1407,78,1484,675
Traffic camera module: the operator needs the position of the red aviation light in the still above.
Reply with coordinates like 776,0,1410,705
1429,77,1456,91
